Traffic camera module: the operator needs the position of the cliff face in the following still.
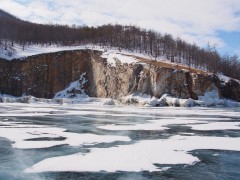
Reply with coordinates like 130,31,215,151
0,50,92,98
0,49,239,101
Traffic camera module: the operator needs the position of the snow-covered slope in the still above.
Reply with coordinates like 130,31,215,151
54,73,88,99
101,51,138,66
0,43,146,70
0,42,141,60
0,43,144,70
0,44,104,60
217,73,240,84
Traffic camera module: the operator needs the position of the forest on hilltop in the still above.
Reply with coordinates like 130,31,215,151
0,9,239,80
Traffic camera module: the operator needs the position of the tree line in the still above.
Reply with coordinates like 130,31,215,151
0,9,239,80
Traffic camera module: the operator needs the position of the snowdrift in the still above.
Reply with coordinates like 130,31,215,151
1,91,239,108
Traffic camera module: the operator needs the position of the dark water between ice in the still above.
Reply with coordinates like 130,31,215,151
0,104,240,180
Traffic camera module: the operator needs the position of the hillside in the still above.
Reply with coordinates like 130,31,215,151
0,49,239,104
0,9,239,80
0,9,19,19
0,9,240,105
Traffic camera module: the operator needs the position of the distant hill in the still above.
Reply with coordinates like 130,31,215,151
0,9,239,80
0,9,19,20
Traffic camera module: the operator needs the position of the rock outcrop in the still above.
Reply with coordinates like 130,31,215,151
0,50,92,98
0,49,239,101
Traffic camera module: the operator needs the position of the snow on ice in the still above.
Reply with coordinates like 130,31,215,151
0,102,239,173
0,120,130,149
25,135,240,173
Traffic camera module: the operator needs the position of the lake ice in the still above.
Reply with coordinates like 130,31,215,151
0,103,240,179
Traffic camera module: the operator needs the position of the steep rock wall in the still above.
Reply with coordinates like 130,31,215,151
0,50,239,101
87,52,143,98
0,50,92,98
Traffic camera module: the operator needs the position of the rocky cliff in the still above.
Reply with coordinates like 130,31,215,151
0,49,239,101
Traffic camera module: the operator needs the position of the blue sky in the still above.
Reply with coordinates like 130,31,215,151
218,31,240,56
1,0,240,56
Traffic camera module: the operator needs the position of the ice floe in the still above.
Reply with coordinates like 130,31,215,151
0,120,130,149
189,121,240,131
25,135,240,173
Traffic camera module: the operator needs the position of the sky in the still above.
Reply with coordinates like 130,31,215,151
1,0,240,56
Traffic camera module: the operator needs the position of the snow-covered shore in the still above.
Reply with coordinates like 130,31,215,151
1,90,239,108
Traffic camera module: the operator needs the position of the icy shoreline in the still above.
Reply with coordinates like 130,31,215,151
1,91,239,108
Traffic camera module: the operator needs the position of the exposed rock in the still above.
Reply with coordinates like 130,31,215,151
0,49,239,102
0,50,93,98
218,79,240,102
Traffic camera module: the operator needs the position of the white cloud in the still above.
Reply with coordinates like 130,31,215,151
1,0,240,49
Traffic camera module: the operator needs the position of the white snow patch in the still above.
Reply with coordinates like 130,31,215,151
217,74,231,84
198,90,220,106
1,92,240,108
120,94,155,106
198,90,240,107
54,73,88,99
189,122,240,131
119,92,239,108
120,94,196,107
101,51,138,67
0,43,104,60
0,95,116,106
0,120,130,149
25,135,240,173
160,94,196,107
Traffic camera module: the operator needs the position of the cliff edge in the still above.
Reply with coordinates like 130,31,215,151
0,49,239,102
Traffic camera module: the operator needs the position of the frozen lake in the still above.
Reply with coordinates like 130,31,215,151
0,103,240,179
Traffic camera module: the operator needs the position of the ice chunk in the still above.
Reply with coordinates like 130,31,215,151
101,98,115,105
